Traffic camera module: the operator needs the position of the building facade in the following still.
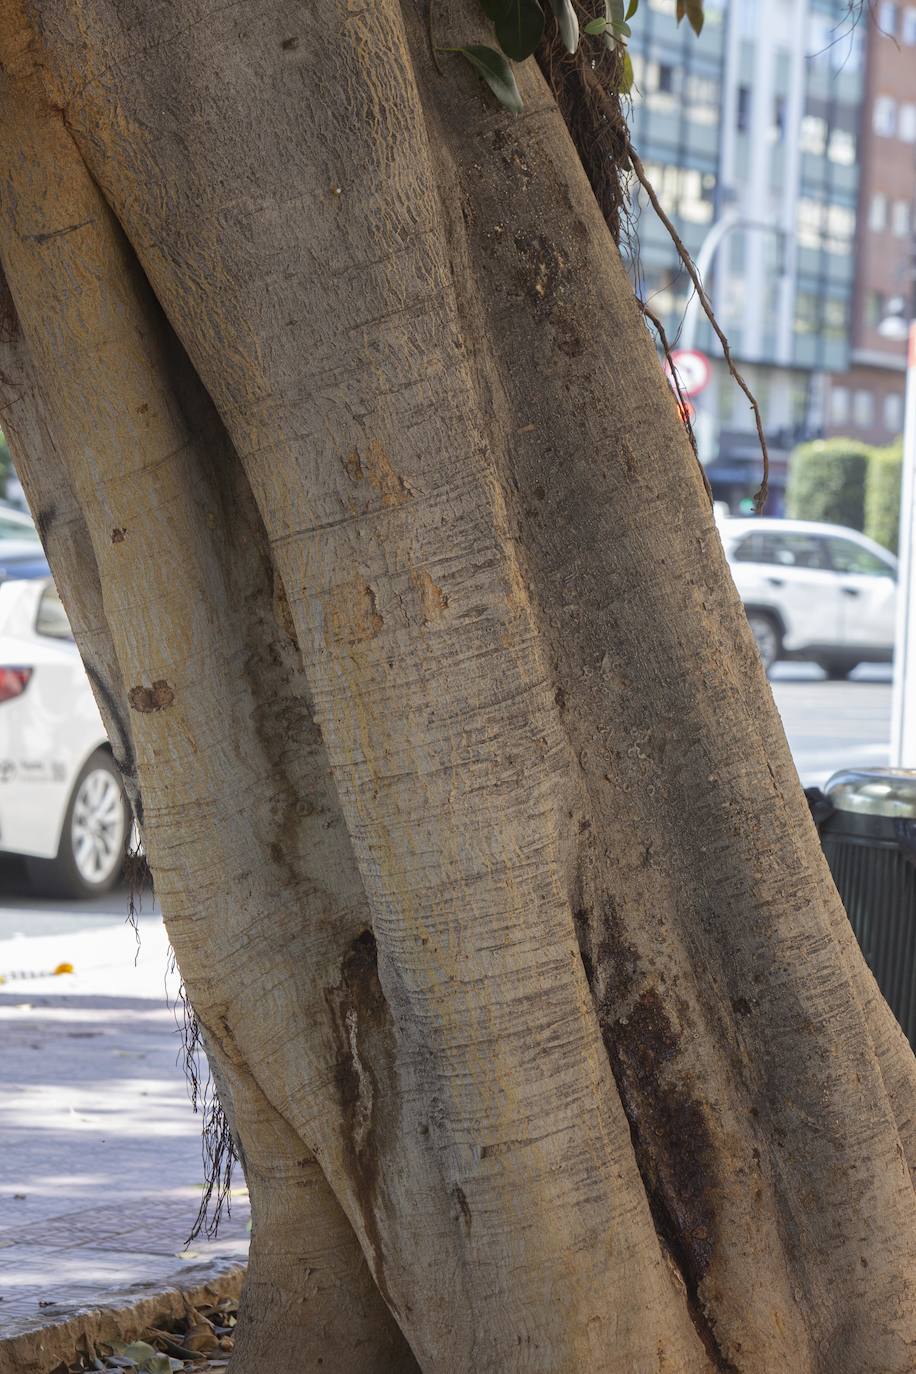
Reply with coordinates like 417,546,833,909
627,0,872,512
824,0,916,446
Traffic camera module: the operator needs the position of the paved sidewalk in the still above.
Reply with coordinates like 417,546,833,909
0,909,248,1355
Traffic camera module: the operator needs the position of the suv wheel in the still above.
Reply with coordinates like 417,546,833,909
27,750,129,899
747,612,781,673
817,657,856,681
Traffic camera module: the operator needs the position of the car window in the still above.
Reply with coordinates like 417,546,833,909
827,538,893,576
734,531,828,569
730,533,763,562
35,584,73,640
0,514,38,540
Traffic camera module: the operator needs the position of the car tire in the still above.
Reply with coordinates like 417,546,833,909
747,611,781,674
26,750,129,900
817,658,855,681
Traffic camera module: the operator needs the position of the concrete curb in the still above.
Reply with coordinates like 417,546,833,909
0,1261,246,1374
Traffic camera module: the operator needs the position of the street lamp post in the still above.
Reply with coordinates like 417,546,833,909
888,299,916,765
680,213,786,353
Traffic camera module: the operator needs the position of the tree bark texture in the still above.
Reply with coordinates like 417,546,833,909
0,3,913,1371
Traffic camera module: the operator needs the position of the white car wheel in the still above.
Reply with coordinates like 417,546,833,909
26,750,129,899
70,766,127,887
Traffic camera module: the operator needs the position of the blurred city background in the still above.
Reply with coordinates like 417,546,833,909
0,0,914,1350
627,0,912,516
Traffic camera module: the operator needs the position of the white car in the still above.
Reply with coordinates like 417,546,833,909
0,578,129,897
720,517,898,678
0,503,48,574
0,502,39,541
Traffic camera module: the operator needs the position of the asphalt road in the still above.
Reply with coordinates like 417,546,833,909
0,664,893,931
769,662,892,789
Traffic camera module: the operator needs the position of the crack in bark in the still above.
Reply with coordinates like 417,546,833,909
327,928,400,1319
573,901,740,1372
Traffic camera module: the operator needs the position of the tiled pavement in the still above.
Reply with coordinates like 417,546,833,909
0,989,248,1345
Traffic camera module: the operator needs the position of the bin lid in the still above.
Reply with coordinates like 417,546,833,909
824,768,916,818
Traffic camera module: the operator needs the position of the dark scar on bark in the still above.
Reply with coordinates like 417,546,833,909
326,928,399,1315
34,504,56,549
111,527,127,543
453,1185,472,1230
128,679,175,712
83,663,135,776
574,898,738,1370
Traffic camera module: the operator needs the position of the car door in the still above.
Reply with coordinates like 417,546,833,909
737,530,843,653
824,535,897,651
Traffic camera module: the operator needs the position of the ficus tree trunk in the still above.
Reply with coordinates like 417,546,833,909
0,2,914,1370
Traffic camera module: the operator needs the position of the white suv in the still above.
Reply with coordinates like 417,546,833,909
720,518,897,678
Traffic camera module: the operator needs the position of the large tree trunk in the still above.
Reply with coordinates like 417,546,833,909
0,3,914,1370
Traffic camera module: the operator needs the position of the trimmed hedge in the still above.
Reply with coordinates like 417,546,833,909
786,438,872,531
865,440,903,554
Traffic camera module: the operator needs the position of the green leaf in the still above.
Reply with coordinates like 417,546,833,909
607,0,626,23
584,16,608,33
459,45,524,112
119,1343,158,1364
612,18,631,36
625,0,639,17
676,0,704,33
618,48,634,92
480,0,512,19
549,0,579,53
494,0,545,61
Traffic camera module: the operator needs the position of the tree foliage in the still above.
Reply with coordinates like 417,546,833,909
865,439,904,554
786,437,871,531
454,0,704,107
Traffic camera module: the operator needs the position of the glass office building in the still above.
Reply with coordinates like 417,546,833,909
625,0,867,510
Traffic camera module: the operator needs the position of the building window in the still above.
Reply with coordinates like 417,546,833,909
828,129,856,165
824,203,855,254
717,380,735,424
800,114,827,155
737,85,751,132
881,1,899,34
854,390,875,427
831,386,850,424
885,392,904,433
867,291,886,329
771,95,787,141
892,200,912,236
869,193,888,231
657,62,675,94
874,96,897,136
900,104,916,141
795,292,819,335
903,7,916,42
797,198,823,250
684,72,720,126
823,299,848,336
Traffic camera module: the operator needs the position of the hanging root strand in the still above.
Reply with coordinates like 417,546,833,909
639,300,713,507
537,5,630,245
173,983,238,1242
627,144,770,512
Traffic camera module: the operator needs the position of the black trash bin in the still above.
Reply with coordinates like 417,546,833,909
817,769,916,1047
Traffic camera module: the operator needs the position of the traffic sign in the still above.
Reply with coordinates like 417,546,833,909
667,349,711,398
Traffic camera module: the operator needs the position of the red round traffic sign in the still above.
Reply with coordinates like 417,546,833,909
667,349,711,398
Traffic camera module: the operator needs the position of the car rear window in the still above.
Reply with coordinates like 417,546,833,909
826,538,893,576
35,584,73,641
